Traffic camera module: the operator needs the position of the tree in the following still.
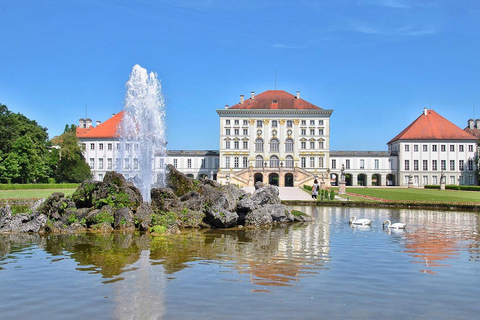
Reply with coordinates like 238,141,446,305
55,130,91,183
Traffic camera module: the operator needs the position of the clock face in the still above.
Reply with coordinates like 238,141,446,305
272,130,277,136
257,129,262,136
287,129,292,136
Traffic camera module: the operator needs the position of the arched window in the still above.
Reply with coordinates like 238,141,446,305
255,138,264,152
270,155,279,168
255,155,264,168
286,155,294,168
285,139,294,152
270,139,279,152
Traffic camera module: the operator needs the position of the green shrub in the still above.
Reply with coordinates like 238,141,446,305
150,225,167,234
446,185,480,191
330,190,335,200
424,185,440,189
303,185,312,191
0,183,79,190
93,211,114,224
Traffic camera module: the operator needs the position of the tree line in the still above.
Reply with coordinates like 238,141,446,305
0,103,91,183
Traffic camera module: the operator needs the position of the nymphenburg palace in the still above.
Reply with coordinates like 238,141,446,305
77,90,480,188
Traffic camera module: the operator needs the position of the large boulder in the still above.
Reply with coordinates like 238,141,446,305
166,164,198,197
114,207,135,230
134,203,153,231
39,192,76,220
251,185,281,206
151,187,182,212
0,212,47,233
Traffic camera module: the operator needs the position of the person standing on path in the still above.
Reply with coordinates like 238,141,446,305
311,179,319,200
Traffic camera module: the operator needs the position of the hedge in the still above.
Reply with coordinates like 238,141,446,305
424,185,480,191
0,183,79,190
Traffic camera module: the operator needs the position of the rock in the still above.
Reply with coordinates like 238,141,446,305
205,208,238,228
39,192,76,220
245,207,273,226
166,164,198,197
114,207,135,230
251,185,281,206
254,181,264,190
151,187,182,212
134,203,153,231
0,212,47,233
71,180,102,208
0,205,12,219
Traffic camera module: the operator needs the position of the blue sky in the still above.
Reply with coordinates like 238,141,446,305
1,0,479,151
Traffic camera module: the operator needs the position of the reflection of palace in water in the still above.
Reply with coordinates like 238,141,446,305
398,210,480,274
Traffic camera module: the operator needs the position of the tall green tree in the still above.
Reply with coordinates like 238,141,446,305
55,130,91,183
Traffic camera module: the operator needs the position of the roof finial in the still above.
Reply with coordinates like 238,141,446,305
423,107,428,116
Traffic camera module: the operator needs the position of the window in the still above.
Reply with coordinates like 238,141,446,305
89,158,95,169
243,128,248,135
234,157,239,168
90,143,95,150
441,160,446,170
160,158,164,168
468,159,474,170
423,176,428,185
134,144,138,151
319,156,324,168
441,145,446,152
286,156,294,168
285,139,294,152
225,141,230,149
432,175,438,184
243,141,248,149
450,176,455,185
360,159,365,169
375,159,379,170
124,158,130,170
301,129,306,135
310,129,315,135
423,160,428,170
423,145,427,152
301,120,306,125
469,145,474,152
98,174,103,181
318,120,324,125
173,159,177,168
188,159,192,168
201,159,206,168
432,160,437,171
459,160,464,171
270,139,279,152
255,139,264,152
116,143,120,150
318,129,324,136
108,143,112,150
405,160,410,170
115,158,121,169
225,129,230,135
301,157,306,168
450,145,455,152
134,158,139,170
414,145,418,152
310,157,315,168
319,141,324,149
310,120,315,125
225,157,230,168
98,158,103,169
450,160,455,171
99,143,104,150
301,141,306,149
243,157,248,168
346,159,351,169
272,120,278,128
234,141,239,149
432,145,437,152
234,129,239,135
255,156,263,168
234,119,239,125
256,120,263,128
243,120,248,125
405,145,410,152
270,156,279,168
331,159,336,169
226,120,230,125
459,145,464,152
286,120,293,127
107,158,112,170
310,141,315,149
125,143,130,151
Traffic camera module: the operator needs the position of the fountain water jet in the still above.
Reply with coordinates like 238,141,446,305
118,64,166,202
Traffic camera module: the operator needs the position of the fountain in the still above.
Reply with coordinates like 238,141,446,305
118,64,166,202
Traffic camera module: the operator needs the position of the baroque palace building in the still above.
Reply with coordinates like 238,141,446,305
76,90,479,188
216,90,333,187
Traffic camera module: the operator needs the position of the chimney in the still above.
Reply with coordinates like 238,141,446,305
423,107,428,116
296,91,300,99
79,118,85,128
468,119,474,129
96,120,101,126
240,95,244,104
224,104,229,109
476,119,480,129
251,91,255,100
85,118,92,128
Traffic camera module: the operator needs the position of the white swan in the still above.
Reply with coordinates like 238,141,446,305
349,216,372,226
383,220,406,229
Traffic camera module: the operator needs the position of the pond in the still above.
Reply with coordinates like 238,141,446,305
1,206,479,320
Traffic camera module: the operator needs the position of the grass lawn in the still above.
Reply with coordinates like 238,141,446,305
0,188,77,199
346,187,480,203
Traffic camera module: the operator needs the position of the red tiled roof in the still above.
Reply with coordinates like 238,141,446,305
388,109,477,144
464,127,480,139
76,111,123,139
228,90,322,110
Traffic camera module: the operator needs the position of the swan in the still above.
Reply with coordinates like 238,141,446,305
383,220,406,229
349,216,372,226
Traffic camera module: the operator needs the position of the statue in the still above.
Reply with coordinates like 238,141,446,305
340,164,345,182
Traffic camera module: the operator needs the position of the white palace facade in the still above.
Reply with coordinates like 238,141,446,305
77,90,479,188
